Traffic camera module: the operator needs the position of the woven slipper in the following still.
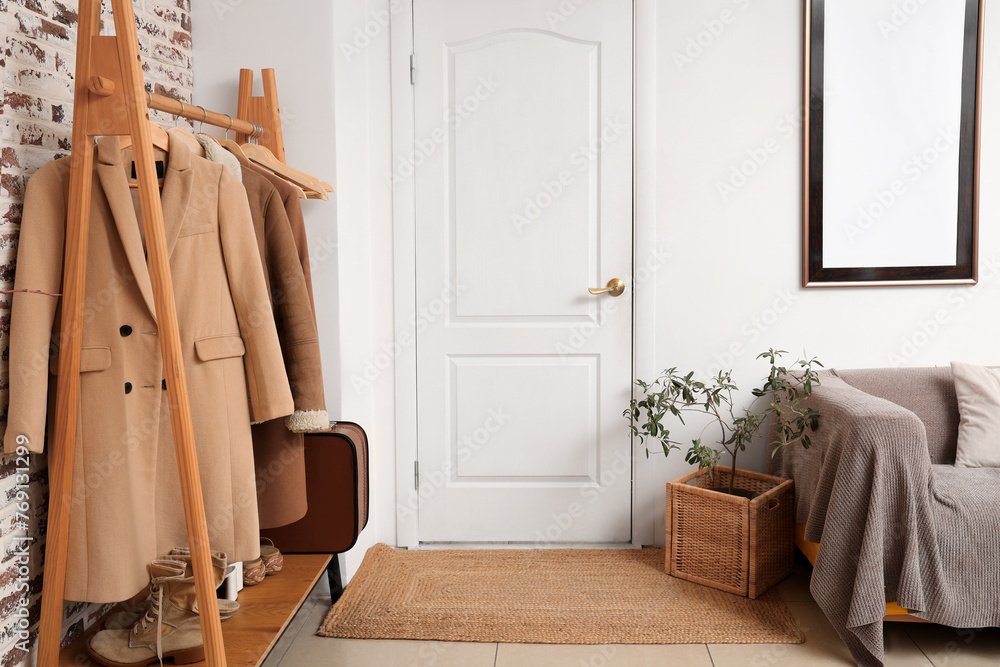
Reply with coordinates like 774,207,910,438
260,538,283,576
242,557,265,586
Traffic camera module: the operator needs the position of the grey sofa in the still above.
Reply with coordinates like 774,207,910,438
770,367,1000,667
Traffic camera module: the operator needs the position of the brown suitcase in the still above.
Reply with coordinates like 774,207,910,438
260,422,369,554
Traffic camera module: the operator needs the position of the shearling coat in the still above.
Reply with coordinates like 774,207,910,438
239,164,327,528
3,134,294,603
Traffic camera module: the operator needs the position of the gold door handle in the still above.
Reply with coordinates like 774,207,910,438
588,278,625,297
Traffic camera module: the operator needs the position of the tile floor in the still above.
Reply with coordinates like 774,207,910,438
261,562,1000,667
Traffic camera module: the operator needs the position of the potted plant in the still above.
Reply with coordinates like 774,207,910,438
625,348,822,598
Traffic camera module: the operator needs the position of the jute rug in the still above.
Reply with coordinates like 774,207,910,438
318,543,805,644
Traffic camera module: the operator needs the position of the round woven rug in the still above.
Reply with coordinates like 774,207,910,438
318,543,805,644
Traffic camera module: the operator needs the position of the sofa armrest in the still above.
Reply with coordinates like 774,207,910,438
770,373,930,534
771,373,930,461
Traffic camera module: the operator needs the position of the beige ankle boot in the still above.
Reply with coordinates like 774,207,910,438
87,555,227,666
103,549,238,631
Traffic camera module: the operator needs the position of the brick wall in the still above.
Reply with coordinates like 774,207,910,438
0,2,193,664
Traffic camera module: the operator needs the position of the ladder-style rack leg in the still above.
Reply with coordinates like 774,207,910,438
38,0,226,664
34,0,100,663
236,68,287,161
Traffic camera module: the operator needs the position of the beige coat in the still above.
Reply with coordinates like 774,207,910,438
3,134,294,602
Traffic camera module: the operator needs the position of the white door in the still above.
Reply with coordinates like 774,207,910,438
414,0,633,543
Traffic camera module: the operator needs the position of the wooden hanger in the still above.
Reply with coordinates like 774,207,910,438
250,145,333,193
230,141,308,200
234,69,334,199
225,138,308,199
217,114,307,200
216,115,251,162
213,114,302,198
120,118,169,151
219,137,248,161
240,138,329,200
121,120,170,188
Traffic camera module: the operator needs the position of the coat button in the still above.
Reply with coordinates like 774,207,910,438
125,382,133,394
120,325,133,337
162,379,167,390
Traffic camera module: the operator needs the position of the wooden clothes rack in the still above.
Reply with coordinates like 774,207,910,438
40,2,301,665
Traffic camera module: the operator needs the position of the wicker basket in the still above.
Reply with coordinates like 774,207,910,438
665,466,794,599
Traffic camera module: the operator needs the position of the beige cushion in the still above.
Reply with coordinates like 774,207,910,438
951,361,1000,467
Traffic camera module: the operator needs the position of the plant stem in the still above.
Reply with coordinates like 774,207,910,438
728,442,739,495
705,400,732,459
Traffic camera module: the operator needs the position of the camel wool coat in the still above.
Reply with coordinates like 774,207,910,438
3,134,294,603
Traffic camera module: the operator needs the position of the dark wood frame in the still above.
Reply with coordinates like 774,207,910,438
803,0,984,287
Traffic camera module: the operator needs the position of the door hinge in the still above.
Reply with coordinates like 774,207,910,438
410,54,416,85
414,460,419,489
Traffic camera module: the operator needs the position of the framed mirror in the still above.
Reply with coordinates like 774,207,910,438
803,0,984,287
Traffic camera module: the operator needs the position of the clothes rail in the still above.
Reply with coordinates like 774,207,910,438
86,75,263,138
147,92,263,138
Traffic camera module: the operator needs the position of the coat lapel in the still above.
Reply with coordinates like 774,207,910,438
159,132,193,258
96,137,158,321
95,134,196,322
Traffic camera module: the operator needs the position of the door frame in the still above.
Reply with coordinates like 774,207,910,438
390,0,659,549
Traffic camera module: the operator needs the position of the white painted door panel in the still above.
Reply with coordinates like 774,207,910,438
414,0,633,543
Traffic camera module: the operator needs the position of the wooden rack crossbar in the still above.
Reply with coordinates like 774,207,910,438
85,77,263,137
149,93,260,136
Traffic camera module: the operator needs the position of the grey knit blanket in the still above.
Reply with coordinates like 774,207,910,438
770,368,1000,666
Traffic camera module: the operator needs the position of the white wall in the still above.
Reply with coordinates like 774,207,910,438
640,0,1000,544
194,0,1000,557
